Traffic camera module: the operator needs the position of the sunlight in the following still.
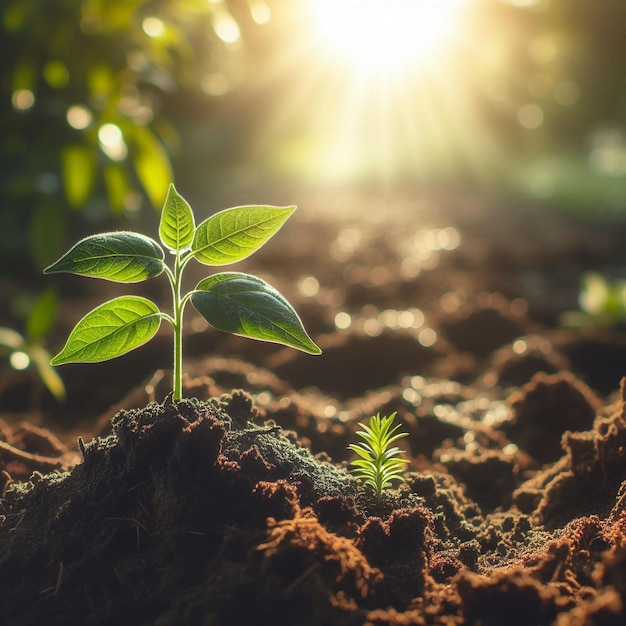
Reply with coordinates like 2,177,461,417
309,0,467,74
252,0,500,186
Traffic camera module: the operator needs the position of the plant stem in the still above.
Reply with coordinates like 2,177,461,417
163,253,194,402
173,316,182,401
172,252,184,401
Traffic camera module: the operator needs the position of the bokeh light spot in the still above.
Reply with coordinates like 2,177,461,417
67,105,93,130
142,17,166,38
298,275,320,297
10,351,30,370
202,73,231,96
98,124,128,161
12,89,35,111
418,328,437,347
334,311,352,330
512,339,527,355
249,0,271,24
517,103,544,129
363,317,383,337
213,10,241,44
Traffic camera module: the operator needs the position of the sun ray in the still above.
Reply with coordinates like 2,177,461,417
243,0,504,186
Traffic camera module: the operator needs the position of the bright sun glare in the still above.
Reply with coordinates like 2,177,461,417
263,0,490,184
310,0,466,73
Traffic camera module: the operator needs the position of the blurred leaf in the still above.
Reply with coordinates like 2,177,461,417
175,0,215,13
44,232,165,283
83,0,145,32
3,2,29,32
0,324,65,401
579,272,609,316
153,118,181,154
26,287,58,341
562,271,626,329
12,59,36,92
128,125,172,209
1,0,254,276
62,144,96,209
28,204,66,270
145,21,194,75
43,60,69,88
87,63,116,98
29,344,66,401
51,296,162,364
0,327,24,352
191,272,322,354
103,163,130,214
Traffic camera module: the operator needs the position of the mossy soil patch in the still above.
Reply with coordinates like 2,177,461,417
2,189,626,624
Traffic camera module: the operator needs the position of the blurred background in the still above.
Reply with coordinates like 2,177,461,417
1,0,626,413
2,0,626,265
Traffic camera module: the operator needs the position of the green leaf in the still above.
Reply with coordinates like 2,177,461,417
44,232,165,283
159,183,195,252
26,287,58,341
347,444,373,461
190,272,321,354
192,205,296,266
50,296,161,364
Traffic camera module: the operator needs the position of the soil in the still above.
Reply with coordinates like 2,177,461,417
2,187,626,625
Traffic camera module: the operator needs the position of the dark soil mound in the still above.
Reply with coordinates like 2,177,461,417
2,380,626,625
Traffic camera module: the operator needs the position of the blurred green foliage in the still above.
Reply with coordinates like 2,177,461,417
0,0,247,270
1,0,625,280
0,288,65,403
561,272,626,329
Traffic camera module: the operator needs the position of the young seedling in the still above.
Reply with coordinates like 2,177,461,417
560,271,626,329
44,184,321,401
348,412,409,502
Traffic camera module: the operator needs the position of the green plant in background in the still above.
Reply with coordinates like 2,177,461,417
560,271,626,329
0,288,65,403
348,412,409,502
1,0,273,270
44,184,321,401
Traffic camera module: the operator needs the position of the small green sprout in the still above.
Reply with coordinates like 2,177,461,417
348,412,409,502
44,184,321,401
560,271,626,329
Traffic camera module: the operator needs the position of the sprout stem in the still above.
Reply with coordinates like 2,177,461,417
172,250,184,401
